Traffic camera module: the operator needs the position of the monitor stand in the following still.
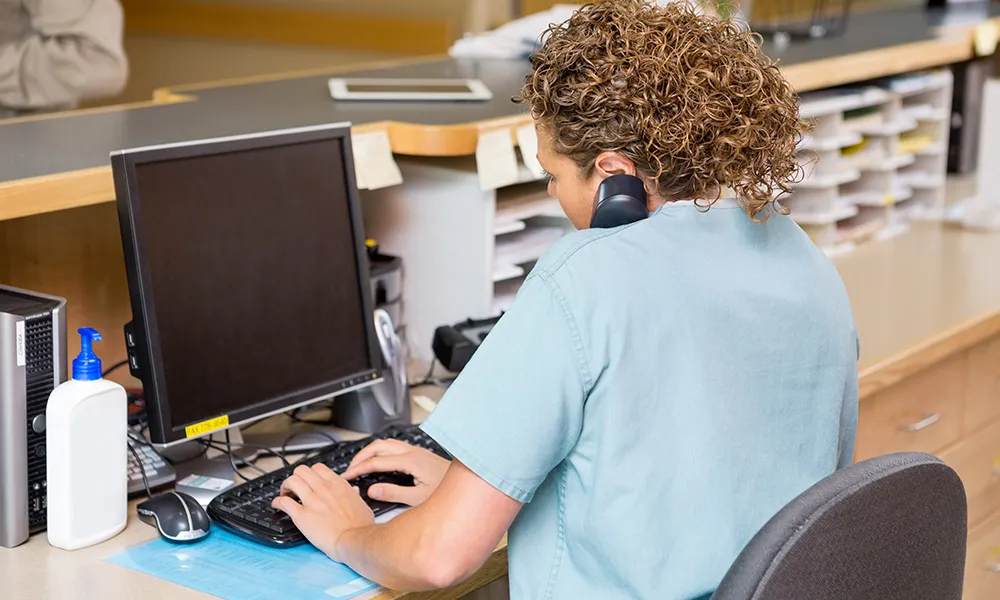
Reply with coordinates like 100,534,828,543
241,391,413,454
242,426,347,455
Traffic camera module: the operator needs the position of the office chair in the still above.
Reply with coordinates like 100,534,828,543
712,452,968,600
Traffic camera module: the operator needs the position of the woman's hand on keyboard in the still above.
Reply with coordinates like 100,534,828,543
273,464,375,562
342,439,450,507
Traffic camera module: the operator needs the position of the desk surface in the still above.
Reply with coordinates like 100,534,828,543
2,224,1000,599
0,4,998,223
842,224,1000,398
0,501,507,600
0,402,507,600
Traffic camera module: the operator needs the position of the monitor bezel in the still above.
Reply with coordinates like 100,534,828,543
112,123,383,446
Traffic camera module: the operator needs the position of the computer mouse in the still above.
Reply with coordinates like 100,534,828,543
137,491,211,543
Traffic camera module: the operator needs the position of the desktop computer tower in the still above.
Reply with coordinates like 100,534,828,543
0,285,67,548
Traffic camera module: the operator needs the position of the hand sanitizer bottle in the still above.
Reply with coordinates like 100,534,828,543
46,328,127,550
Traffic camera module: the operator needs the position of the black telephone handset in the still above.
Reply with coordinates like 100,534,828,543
589,174,649,229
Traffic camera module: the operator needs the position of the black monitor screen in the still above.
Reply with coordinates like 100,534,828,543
128,136,374,429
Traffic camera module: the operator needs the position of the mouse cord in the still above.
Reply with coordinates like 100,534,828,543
222,429,250,483
127,441,152,498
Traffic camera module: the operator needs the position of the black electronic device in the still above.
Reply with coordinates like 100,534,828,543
112,123,383,446
0,285,67,548
432,314,503,373
589,174,649,229
207,424,448,547
948,57,993,174
137,491,211,544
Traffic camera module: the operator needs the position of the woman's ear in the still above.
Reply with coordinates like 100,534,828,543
593,152,637,178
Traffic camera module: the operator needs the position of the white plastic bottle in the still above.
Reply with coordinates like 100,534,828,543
46,327,127,550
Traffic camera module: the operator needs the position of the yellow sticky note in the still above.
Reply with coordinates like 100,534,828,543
352,130,403,191
516,124,546,180
185,415,230,438
974,21,999,57
476,128,520,191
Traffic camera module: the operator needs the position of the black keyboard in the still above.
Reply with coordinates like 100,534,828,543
207,425,449,547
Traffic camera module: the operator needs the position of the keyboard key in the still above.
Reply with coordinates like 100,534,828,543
273,515,295,533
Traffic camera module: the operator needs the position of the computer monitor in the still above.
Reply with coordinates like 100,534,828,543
112,123,382,446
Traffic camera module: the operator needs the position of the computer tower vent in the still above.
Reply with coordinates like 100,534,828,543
25,316,55,533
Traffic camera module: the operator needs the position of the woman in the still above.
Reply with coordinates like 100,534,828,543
273,2,859,598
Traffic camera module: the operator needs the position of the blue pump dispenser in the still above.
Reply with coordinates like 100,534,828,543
72,327,103,381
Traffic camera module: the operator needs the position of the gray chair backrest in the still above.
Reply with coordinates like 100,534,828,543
712,452,968,600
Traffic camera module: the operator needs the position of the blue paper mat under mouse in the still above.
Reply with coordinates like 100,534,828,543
107,529,380,600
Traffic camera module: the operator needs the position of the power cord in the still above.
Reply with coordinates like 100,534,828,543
408,358,456,388
126,441,152,498
103,359,130,378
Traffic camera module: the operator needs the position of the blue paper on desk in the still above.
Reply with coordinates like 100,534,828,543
107,529,380,600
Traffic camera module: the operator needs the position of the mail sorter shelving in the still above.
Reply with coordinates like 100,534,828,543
789,69,953,254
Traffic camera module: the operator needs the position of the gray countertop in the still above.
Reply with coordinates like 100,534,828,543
1,4,996,184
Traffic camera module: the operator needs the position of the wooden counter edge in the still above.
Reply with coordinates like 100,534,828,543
780,37,973,94
0,166,117,221
373,542,509,600
858,307,1000,400
0,120,389,223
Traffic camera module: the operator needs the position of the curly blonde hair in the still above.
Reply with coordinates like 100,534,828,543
516,0,808,220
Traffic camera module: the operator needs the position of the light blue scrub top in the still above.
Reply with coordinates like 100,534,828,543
421,199,859,600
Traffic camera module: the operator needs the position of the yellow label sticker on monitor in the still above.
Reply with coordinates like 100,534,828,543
185,415,230,438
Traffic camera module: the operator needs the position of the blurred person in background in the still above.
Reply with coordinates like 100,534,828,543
0,0,128,118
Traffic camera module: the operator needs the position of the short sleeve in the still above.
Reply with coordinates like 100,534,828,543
420,275,589,503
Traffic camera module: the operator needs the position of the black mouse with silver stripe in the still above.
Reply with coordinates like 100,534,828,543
137,491,211,543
